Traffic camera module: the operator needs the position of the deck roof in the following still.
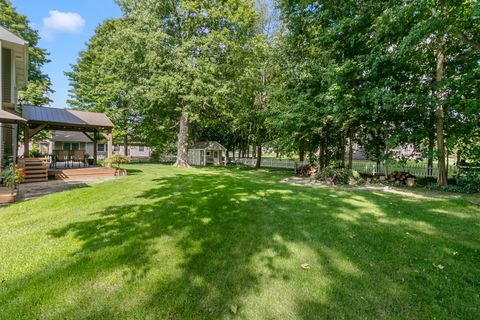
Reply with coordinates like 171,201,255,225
23,105,113,131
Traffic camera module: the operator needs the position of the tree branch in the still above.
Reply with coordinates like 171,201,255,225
459,32,480,51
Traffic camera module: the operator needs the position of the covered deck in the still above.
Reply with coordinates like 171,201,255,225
22,105,114,166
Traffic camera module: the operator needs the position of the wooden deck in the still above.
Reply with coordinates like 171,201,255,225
19,158,49,183
49,167,117,180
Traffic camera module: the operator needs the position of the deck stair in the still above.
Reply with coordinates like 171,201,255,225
49,167,117,180
19,158,49,183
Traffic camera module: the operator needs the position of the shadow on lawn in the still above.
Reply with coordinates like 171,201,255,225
3,168,480,319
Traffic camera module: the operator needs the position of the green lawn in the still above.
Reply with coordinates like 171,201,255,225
1,164,479,319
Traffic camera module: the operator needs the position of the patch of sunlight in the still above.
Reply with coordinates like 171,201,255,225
377,218,437,235
236,193,262,202
199,217,211,224
265,189,294,195
320,247,362,276
430,208,471,219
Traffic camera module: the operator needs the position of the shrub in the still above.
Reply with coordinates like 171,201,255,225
315,167,355,185
107,155,130,169
5,164,26,187
455,171,480,193
424,172,480,194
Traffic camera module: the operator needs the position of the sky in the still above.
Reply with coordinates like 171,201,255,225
11,0,123,109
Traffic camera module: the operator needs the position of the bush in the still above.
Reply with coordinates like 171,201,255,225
424,172,480,194
107,155,130,169
455,171,480,193
315,167,359,185
4,164,26,187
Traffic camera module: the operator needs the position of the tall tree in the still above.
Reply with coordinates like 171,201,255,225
67,19,142,154
115,0,260,167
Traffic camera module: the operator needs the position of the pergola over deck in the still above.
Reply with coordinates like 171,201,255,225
22,105,114,164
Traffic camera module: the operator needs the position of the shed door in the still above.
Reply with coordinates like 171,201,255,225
200,150,205,165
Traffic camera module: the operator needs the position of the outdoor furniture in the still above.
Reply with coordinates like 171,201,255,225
54,150,70,168
71,150,86,167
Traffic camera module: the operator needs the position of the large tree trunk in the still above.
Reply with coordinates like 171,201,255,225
123,135,129,156
255,144,262,169
434,0,448,186
173,113,190,168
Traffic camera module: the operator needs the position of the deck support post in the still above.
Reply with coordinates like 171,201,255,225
107,131,113,167
93,132,98,166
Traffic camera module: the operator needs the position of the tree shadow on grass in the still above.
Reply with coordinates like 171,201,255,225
2,168,480,319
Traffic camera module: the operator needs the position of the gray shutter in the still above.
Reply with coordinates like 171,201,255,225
2,48,12,104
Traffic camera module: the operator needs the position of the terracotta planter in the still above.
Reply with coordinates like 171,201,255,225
406,177,416,187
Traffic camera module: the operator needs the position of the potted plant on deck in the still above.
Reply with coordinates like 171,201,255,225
85,153,94,166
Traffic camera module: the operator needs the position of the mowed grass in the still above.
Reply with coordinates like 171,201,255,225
1,164,479,319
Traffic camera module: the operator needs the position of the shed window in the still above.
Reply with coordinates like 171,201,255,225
139,145,145,152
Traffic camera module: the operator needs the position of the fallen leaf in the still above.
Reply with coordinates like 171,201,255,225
301,263,311,270
433,263,444,270
229,304,238,314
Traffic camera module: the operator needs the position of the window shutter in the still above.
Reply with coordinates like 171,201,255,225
1,48,12,104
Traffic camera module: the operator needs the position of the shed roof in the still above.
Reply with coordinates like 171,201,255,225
23,105,114,130
0,109,27,123
0,26,28,45
190,141,226,150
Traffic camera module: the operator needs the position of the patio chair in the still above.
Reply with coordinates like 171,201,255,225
72,150,86,167
54,150,70,168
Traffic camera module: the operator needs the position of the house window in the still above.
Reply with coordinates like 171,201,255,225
98,144,105,152
63,143,71,151
71,143,80,151
139,145,145,152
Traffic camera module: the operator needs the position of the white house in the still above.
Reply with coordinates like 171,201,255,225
0,26,28,165
24,131,152,160
188,141,226,166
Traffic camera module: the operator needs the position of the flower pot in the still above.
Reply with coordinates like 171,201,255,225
88,159,94,165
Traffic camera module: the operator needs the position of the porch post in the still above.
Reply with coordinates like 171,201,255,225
11,123,17,195
93,132,98,165
23,125,29,157
107,131,113,160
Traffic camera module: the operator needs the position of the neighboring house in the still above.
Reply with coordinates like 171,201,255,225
188,141,227,166
21,131,152,160
0,26,28,165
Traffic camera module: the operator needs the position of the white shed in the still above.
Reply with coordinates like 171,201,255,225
188,141,227,166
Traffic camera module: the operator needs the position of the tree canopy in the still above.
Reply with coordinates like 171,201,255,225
66,0,479,185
